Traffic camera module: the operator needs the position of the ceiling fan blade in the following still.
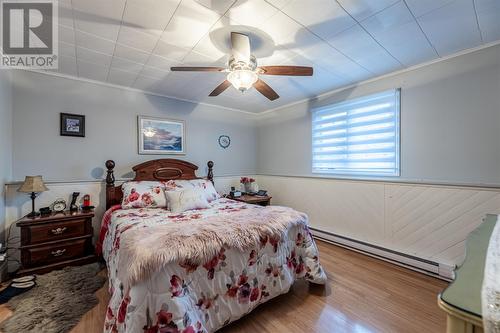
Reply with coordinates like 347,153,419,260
209,80,232,97
253,79,279,101
171,67,225,72
258,66,313,76
231,32,251,63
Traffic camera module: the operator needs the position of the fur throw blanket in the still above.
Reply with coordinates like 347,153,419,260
117,205,308,288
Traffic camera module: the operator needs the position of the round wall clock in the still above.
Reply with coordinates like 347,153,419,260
218,135,231,149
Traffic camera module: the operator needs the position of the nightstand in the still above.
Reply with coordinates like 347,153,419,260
16,210,96,275
230,194,272,206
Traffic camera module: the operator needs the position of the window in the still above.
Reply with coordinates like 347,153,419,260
312,89,400,177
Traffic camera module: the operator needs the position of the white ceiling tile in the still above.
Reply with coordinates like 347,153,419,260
146,55,180,71
227,0,279,26
361,1,438,66
190,15,239,61
152,39,191,62
110,56,145,74
475,0,500,43
56,55,78,76
59,41,76,58
107,67,138,86
405,0,455,17
337,0,400,21
193,34,229,61
194,0,236,15
72,0,125,41
260,11,303,48
133,75,164,91
265,0,293,10
148,72,194,95
117,26,159,53
59,25,75,44
327,24,402,75
139,66,171,80
257,48,299,65
75,30,115,55
76,46,112,67
126,0,181,13
306,66,350,93
182,50,227,66
122,0,178,37
114,44,150,63
58,1,74,28
77,59,109,81
72,0,126,18
73,15,121,41
415,0,482,55
292,29,371,80
281,0,356,40
161,0,222,49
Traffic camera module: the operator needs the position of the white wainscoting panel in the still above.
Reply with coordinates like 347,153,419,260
256,175,500,269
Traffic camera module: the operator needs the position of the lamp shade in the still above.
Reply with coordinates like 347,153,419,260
18,176,49,193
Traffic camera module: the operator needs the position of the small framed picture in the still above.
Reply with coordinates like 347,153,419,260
60,113,85,137
138,116,185,155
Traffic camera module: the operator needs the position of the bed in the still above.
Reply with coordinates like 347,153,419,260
99,159,326,333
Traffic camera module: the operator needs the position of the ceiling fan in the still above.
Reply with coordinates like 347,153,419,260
170,32,313,101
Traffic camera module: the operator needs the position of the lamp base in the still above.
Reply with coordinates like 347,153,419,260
27,211,40,218
27,192,39,218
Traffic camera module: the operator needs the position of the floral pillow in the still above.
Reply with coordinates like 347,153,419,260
121,181,167,209
163,179,220,202
165,188,210,213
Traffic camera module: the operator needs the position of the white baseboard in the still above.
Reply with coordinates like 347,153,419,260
311,227,455,281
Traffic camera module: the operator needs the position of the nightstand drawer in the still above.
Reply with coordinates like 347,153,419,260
22,239,87,267
26,219,87,245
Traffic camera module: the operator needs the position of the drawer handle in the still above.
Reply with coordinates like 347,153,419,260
51,249,66,257
51,227,67,235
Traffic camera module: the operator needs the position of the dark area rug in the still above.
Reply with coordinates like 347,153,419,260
0,263,106,333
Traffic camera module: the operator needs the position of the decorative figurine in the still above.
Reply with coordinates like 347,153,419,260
81,194,95,211
70,192,80,212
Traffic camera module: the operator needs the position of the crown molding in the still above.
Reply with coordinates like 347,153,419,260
257,40,500,117
19,69,258,116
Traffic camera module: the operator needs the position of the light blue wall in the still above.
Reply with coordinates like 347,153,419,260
0,70,13,241
256,44,500,186
11,71,257,181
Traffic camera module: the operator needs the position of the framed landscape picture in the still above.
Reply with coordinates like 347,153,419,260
60,113,85,137
138,116,185,155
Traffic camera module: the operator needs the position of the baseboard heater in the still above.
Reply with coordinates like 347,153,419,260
310,227,455,281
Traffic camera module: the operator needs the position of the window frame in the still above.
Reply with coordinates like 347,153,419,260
311,88,401,178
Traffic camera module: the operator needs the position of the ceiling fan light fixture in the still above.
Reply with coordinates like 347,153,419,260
227,70,258,92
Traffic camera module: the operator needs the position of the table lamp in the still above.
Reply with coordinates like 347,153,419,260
18,176,49,218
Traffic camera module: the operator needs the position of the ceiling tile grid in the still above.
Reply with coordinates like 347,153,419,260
42,0,500,113
474,0,500,42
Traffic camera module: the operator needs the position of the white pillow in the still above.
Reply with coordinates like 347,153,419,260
188,179,220,202
164,179,220,202
121,181,167,209
165,188,210,213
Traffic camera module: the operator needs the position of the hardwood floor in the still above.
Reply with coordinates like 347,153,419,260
0,240,448,333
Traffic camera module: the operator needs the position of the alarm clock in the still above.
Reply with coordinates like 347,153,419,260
52,198,67,212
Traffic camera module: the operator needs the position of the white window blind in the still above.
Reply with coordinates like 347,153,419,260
312,89,400,176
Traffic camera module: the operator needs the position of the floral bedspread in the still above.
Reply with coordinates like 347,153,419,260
101,198,326,333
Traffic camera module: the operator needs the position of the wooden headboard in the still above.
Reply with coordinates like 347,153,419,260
105,159,214,209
